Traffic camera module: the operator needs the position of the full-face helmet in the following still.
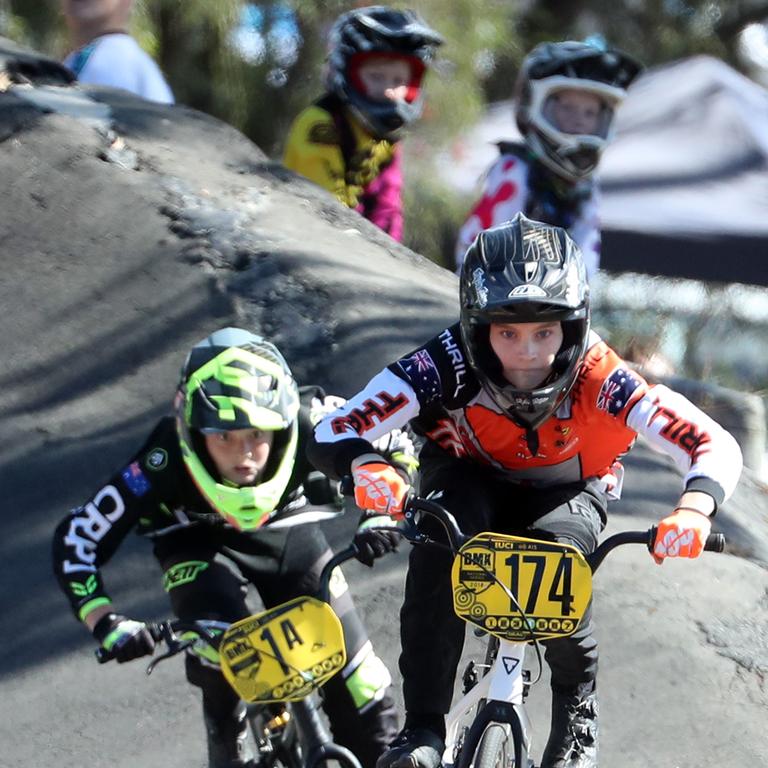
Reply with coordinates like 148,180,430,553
325,5,443,140
459,214,590,430
175,328,300,531
515,40,642,181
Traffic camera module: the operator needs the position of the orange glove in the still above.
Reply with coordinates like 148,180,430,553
652,508,712,564
351,454,409,518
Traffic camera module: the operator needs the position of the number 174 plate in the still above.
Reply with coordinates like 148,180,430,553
451,532,593,641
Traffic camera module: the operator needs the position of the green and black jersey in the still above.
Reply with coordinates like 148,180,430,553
52,387,336,623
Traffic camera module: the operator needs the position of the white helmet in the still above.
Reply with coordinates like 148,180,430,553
515,40,643,181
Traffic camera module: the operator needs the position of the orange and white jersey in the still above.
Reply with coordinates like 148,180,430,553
309,324,742,507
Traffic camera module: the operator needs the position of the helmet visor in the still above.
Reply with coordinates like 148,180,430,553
530,76,625,140
542,87,614,138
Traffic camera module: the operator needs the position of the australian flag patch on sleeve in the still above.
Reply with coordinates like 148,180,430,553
121,461,151,497
398,349,442,402
596,366,643,416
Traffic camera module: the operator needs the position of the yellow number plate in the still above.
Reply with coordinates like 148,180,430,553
220,596,346,703
451,532,593,641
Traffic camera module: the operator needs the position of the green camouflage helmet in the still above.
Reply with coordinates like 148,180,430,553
175,328,300,530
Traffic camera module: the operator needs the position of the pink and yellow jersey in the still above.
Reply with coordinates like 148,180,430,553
283,101,403,240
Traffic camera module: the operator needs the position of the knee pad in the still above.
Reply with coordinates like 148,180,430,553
342,642,392,713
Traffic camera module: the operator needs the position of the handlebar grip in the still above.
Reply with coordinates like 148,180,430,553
339,475,355,498
95,646,113,664
94,621,166,663
647,526,726,553
705,533,726,552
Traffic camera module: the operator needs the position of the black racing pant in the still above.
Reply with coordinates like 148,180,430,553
400,449,606,726
153,522,397,768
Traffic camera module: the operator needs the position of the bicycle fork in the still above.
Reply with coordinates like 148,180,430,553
445,639,533,768
290,697,363,768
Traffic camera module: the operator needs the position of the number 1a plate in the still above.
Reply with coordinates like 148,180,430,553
220,596,346,702
451,532,593,641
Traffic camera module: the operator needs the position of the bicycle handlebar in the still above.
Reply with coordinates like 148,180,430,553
95,544,362,666
95,618,224,665
397,494,725,573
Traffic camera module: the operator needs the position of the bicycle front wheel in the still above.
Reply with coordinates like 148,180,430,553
472,723,513,768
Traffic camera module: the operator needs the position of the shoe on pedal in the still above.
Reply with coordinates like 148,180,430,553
376,727,444,768
540,684,598,768
204,701,256,768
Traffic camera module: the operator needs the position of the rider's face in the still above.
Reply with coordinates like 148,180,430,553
545,89,605,135
204,428,274,486
489,321,564,389
356,57,414,102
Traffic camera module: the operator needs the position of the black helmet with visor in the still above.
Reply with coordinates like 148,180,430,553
325,5,443,140
459,214,590,432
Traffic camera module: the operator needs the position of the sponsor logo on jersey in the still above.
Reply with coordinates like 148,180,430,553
69,574,99,597
596,366,643,416
62,485,125,574
330,391,408,436
648,406,712,461
145,448,168,471
438,329,468,397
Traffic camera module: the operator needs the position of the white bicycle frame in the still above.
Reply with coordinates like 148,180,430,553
444,636,533,768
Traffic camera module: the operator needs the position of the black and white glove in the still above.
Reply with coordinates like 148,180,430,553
354,514,402,568
309,395,347,425
92,613,156,663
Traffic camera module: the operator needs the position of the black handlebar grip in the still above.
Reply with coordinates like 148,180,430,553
339,475,355,497
705,533,726,552
148,622,166,641
95,646,114,663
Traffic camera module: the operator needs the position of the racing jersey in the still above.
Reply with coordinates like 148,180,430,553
455,143,600,279
283,94,403,241
309,324,742,508
53,388,337,622
64,33,174,104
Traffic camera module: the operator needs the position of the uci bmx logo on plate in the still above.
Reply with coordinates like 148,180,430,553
458,545,496,594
